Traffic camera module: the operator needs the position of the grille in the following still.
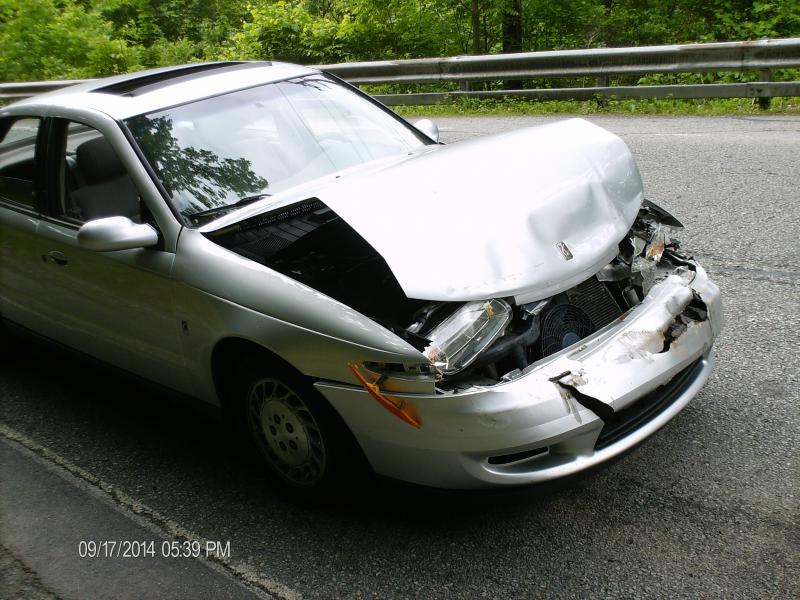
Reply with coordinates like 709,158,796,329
226,201,338,262
566,276,623,329
594,358,703,450
239,233,293,258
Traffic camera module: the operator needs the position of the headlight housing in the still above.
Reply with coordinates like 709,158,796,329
423,299,512,375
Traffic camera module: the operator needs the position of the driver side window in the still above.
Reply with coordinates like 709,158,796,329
58,121,141,224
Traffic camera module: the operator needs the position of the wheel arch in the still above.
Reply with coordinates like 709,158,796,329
210,336,372,474
211,337,296,410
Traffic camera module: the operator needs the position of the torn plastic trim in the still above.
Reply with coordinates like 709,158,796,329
661,291,708,352
641,199,684,228
624,201,685,296
549,372,616,422
360,361,439,394
534,268,717,414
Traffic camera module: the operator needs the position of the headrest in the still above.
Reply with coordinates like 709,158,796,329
76,136,126,183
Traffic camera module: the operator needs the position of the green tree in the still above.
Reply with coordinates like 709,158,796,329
0,0,142,81
2,0,797,82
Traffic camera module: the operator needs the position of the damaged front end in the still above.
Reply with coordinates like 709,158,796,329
206,195,721,488
394,199,720,394
206,197,720,398
315,200,720,488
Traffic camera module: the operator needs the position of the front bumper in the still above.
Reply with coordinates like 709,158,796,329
316,262,722,489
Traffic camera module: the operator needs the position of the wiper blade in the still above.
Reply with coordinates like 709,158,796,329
190,193,271,223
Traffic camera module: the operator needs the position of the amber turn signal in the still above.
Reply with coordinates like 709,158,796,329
347,363,422,429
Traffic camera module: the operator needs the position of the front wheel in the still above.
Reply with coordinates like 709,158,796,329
231,356,365,505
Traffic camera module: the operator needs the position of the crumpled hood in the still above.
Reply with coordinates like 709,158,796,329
213,118,644,303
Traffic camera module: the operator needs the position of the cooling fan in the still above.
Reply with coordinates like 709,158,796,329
539,303,596,357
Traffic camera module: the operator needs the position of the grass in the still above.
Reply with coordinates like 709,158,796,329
392,96,800,117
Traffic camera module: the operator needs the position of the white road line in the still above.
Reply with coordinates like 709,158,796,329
0,422,303,600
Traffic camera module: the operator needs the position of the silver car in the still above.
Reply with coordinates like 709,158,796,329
0,62,722,503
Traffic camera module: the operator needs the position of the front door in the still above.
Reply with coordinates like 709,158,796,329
33,119,187,389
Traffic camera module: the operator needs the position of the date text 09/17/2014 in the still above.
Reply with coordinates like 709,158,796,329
78,540,231,559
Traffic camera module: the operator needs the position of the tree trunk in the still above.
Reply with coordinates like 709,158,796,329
471,0,481,55
502,0,523,89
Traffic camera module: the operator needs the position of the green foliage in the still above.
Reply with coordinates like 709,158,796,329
395,95,800,116
221,1,347,63
712,1,800,40
521,0,606,50
220,0,475,63
1,0,799,112
0,0,142,81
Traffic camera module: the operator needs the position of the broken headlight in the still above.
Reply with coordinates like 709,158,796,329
423,299,512,375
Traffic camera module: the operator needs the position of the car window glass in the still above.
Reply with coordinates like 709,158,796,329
125,75,427,226
279,79,417,168
0,117,41,209
58,122,142,224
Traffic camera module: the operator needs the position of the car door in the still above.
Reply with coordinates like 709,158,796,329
30,116,190,391
0,115,50,332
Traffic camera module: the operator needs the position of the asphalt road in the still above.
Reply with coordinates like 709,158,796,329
2,115,799,600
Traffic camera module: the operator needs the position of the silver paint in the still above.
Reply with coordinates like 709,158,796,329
77,216,158,252
0,63,722,490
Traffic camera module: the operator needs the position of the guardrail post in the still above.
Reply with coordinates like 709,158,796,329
459,81,472,92
758,69,772,110
595,74,610,107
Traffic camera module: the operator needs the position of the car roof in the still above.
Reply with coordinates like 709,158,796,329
4,61,318,120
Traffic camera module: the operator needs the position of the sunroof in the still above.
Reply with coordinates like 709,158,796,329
92,62,271,97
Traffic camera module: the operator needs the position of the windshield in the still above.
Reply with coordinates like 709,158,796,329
125,75,429,226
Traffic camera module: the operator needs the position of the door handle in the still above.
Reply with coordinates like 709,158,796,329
45,250,68,266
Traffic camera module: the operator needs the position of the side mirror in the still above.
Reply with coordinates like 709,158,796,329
78,216,158,252
414,118,440,143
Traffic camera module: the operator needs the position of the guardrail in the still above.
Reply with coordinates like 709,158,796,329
2,38,799,106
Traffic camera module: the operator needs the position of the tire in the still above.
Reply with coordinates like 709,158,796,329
230,354,366,506
0,320,19,360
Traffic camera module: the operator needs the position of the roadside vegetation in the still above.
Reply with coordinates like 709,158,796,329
1,0,798,114
395,96,800,116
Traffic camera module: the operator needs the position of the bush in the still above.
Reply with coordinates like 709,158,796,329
0,0,142,81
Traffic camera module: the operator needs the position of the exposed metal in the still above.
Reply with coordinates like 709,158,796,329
315,263,721,488
317,38,800,83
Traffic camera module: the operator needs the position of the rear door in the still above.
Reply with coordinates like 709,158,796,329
0,115,49,331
